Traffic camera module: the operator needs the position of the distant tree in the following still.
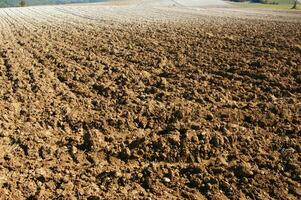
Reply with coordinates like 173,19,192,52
20,0,26,7
292,0,298,9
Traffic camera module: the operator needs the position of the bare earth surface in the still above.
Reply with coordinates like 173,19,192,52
0,0,301,199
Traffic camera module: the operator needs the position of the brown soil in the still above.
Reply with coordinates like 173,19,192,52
0,2,300,200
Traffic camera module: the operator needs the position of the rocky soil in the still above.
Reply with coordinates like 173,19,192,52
0,1,300,199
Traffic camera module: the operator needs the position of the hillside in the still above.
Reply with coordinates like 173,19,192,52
228,0,295,4
268,0,295,4
0,0,104,7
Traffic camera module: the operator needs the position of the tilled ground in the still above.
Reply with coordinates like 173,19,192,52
0,1,300,199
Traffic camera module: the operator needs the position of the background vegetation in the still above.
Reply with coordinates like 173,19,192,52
228,0,299,9
0,0,104,7
228,0,295,3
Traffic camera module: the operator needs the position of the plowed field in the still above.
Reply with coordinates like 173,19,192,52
0,1,300,199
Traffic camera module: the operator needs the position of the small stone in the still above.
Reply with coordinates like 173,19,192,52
71,146,77,154
139,94,147,101
160,78,168,87
37,181,43,187
62,176,69,183
163,177,171,183
206,183,213,190
200,131,207,136
125,148,131,157
186,130,198,142
191,123,201,130
137,173,143,179
234,162,254,178
210,135,224,147
203,176,210,183
115,171,122,177
141,70,151,79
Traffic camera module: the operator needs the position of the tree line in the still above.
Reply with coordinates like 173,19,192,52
0,0,104,8
227,0,298,9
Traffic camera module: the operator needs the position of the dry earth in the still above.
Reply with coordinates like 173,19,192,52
0,0,301,199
